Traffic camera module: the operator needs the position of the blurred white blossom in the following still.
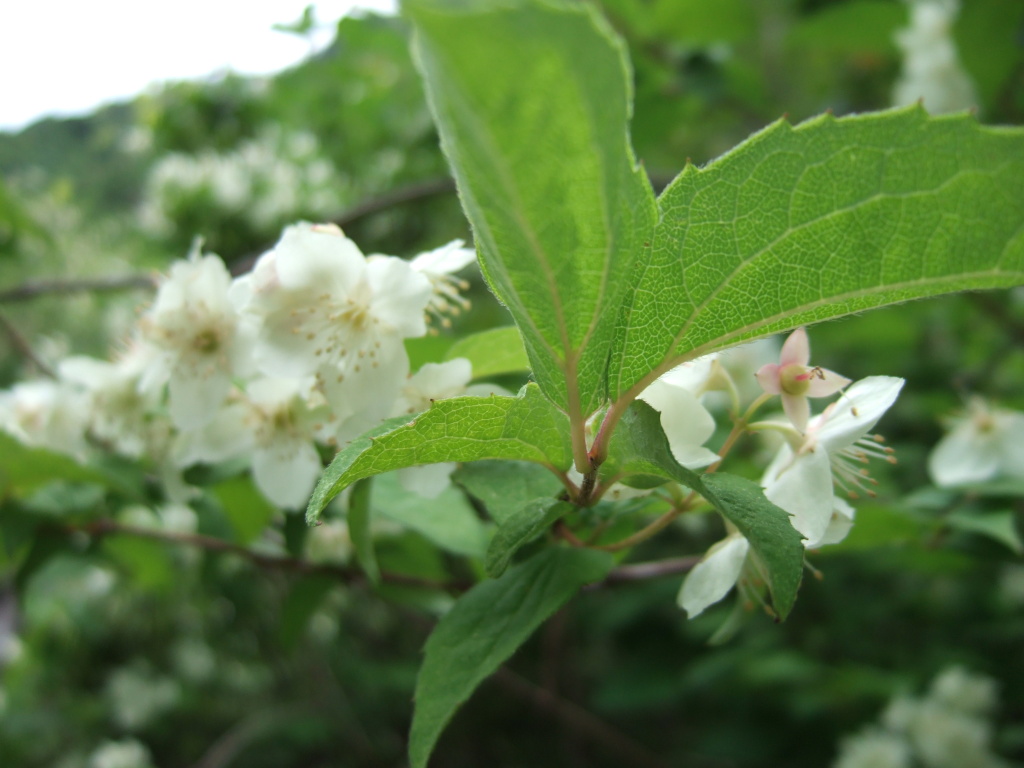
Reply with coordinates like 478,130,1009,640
87,739,154,768
138,246,255,430
835,666,1009,768
893,0,978,113
140,126,343,234
929,398,1024,487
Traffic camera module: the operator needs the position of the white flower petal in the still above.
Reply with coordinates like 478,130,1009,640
252,439,322,509
367,256,432,338
638,380,718,469
929,419,1002,486
764,444,835,545
167,368,232,430
678,534,750,618
815,376,904,452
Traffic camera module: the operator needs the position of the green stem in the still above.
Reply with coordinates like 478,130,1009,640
596,492,697,553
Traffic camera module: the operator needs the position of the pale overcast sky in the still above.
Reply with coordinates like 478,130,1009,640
0,0,397,131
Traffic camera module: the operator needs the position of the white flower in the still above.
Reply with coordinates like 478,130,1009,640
0,378,90,458
678,532,750,618
138,247,254,430
88,738,154,768
928,398,1024,487
59,345,163,459
407,239,475,326
638,357,721,470
892,0,978,114
763,376,903,547
174,377,327,509
233,223,432,436
756,327,850,433
833,728,913,768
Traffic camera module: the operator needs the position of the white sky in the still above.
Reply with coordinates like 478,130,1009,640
0,0,397,132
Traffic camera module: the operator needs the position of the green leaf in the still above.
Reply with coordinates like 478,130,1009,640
307,384,571,524
788,1,907,55
0,433,116,496
373,473,488,558
605,401,804,619
443,326,529,379
406,0,657,416
485,499,570,577
948,510,1023,555
409,547,613,768
454,460,564,525
348,478,380,584
610,107,1024,399
698,473,805,621
211,476,277,545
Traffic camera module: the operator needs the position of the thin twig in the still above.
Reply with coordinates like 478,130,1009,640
0,273,158,304
66,519,464,591
597,556,701,586
190,708,301,768
0,310,56,378
492,667,673,768
230,177,459,276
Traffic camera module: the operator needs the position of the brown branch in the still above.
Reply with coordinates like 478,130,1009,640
598,555,701,586
0,310,56,378
230,177,459,276
491,667,673,768
0,273,158,304
68,518,465,592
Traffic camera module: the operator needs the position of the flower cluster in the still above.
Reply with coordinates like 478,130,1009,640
656,329,904,618
140,127,345,236
0,223,478,509
833,666,1009,768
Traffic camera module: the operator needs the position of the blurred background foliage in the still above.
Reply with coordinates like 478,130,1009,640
1,1,1023,767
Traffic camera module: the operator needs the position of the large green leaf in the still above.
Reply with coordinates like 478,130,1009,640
406,0,657,416
605,401,804,619
409,547,613,768
306,385,570,524
610,107,1024,399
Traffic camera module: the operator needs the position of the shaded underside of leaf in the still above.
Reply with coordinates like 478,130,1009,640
406,0,657,415
409,547,614,768
306,384,571,524
611,106,1024,398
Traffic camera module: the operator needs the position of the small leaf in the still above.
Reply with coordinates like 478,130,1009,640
211,476,277,545
348,478,380,584
610,107,1024,400
485,499,570,577
307,384,571,524
409,547,613,768
698,473,805,621
407,0,657,415
443,326,530,379
454,460,564,525
948,511,1023,555
605,401,804,619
